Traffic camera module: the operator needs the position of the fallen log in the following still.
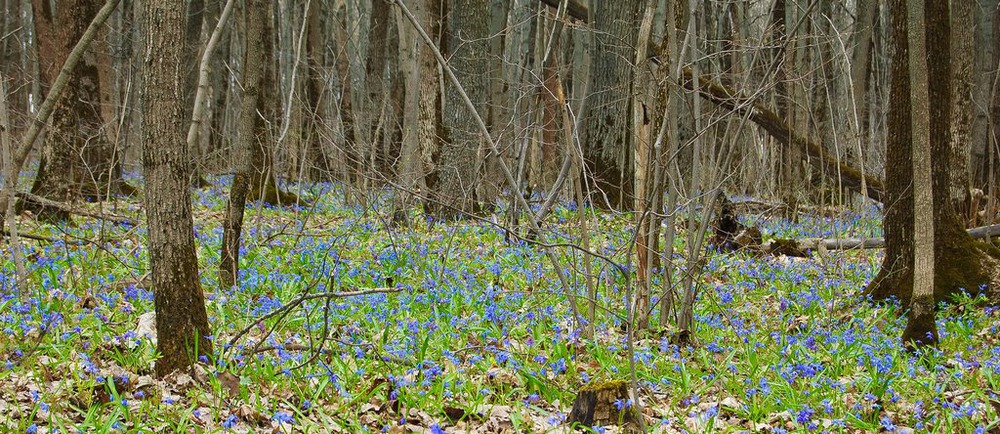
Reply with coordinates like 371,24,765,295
764,223,1000,256
2,189,135,225
0,229,85,244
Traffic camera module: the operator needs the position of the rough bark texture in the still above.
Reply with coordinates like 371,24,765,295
246,1,296,206
581,0,643,209
866,0,999,307
141,0,212,376
433,0,491,218
902,0,937,348
567,380,641,433
220,0,267,290
28,0,128,221
949,0,973,221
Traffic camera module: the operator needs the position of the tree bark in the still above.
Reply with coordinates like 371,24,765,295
27,0,127,221
902,0,937,348
220,0,268,290
866,0,999,307
581,0,643,209
949,0,974,222
246,1,296,206
141,0,212,376
432,0,491,218
416,0,443,215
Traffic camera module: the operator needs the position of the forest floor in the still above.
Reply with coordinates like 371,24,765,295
0,176,998,433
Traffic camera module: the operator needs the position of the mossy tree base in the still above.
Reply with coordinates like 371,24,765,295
249,182,301,207
567,380,642,432
864,231,1000,306
902,293,939,350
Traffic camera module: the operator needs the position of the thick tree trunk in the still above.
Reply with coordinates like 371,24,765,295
141,0,212,376
581,0,643,209
28,0,128,221
432,0,491,218
866,0,999,307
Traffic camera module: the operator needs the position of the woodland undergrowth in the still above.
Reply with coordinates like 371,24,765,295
0,176,998,433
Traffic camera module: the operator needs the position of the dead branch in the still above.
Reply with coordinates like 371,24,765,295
0,229,86,244
225,287,402,354
537,0,588,22
5,190,135,225
679,67,885,202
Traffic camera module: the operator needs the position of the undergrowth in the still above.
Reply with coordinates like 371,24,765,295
1,177,997,433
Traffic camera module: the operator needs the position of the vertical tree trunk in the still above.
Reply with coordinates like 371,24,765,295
141,0,212,376
184,0,209,185
581,0,643,209
416,0,443,215
971,3,993,190
393,0,422,221
949,0,974,222
304,4,331,180
246,1,296,206
901,0,937,348
849,0,875,162
432,0,491,218
220,0,268,290
867,0,999,307
28,0,124,220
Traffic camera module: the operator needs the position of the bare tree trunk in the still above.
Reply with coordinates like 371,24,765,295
971,3,994,190
303,4,331,180
901,0,937,348
141,0,212,376
432,0,491,218
416,0,442,214
393,0,421,222
949,0,973,221
220,0,268,290
27,0,125,221
247,1,296,206
581,0,643,209
868,0,999,307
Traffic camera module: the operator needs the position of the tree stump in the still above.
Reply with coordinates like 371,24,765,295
567,380,641,432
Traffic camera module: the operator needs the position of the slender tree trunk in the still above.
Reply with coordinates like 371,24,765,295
220,0,268,290
246,1,295,206
949,0,974,222
141,0,212,376
417,0,442,215
901,0,937,348
304,4,331,180
971,3,994,190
